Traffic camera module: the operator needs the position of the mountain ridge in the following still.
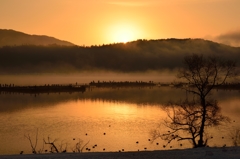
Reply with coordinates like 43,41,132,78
0,38,239,74
0,29,75,47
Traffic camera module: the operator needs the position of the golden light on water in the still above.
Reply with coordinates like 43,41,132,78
0,89,239,154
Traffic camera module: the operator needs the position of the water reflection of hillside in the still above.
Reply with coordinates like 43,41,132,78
0,87,239,112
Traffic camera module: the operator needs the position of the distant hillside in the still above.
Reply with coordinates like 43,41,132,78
0,29,75,47
0,39,239,74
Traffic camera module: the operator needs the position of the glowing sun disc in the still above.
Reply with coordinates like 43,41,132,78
109,24,136,43
116,29,133,43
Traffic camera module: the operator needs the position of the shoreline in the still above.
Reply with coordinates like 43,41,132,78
0,84,86,94
0,147,239,159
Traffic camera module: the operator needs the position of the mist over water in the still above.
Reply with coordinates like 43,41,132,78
0,71,177,85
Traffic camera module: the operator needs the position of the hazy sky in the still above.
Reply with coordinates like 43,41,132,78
1,0,240,46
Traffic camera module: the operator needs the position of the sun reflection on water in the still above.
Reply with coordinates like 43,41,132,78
0,89,239,155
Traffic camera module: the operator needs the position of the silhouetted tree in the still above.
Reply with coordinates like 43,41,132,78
24,129,44,154
43,136,59,153
72,139,90,153
152,54,236,148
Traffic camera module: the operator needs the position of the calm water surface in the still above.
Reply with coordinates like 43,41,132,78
0,87,239,154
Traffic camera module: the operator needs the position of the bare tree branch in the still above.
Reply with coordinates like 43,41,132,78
24,129,39,154
43,136,59,153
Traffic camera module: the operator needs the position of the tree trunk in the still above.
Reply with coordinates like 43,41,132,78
198,95,206,147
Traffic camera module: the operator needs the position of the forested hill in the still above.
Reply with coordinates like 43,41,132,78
0,29,74,47
0,39,239,74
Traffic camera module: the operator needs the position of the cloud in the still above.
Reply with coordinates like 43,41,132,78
215,30,240,47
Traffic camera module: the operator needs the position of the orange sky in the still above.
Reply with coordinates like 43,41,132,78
1,0,240,46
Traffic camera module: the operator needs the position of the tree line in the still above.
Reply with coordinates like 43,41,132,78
0,39,239,74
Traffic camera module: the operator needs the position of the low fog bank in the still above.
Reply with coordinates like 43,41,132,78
215,29,240,47
0,71,177,85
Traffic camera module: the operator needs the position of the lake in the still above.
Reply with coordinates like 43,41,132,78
0,86,239,155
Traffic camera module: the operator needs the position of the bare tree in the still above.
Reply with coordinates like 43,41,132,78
72,139,90,153
152,54,236,148
58,140,68,153
24,129,44,154
24,130,38,154
152,99,229,148
43,136,60,153
25,129,88,154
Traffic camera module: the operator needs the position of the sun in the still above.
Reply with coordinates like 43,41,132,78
115,28,133,43
108,24,137,43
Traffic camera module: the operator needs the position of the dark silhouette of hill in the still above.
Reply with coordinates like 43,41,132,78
0,39,239,74
0,29,75,47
